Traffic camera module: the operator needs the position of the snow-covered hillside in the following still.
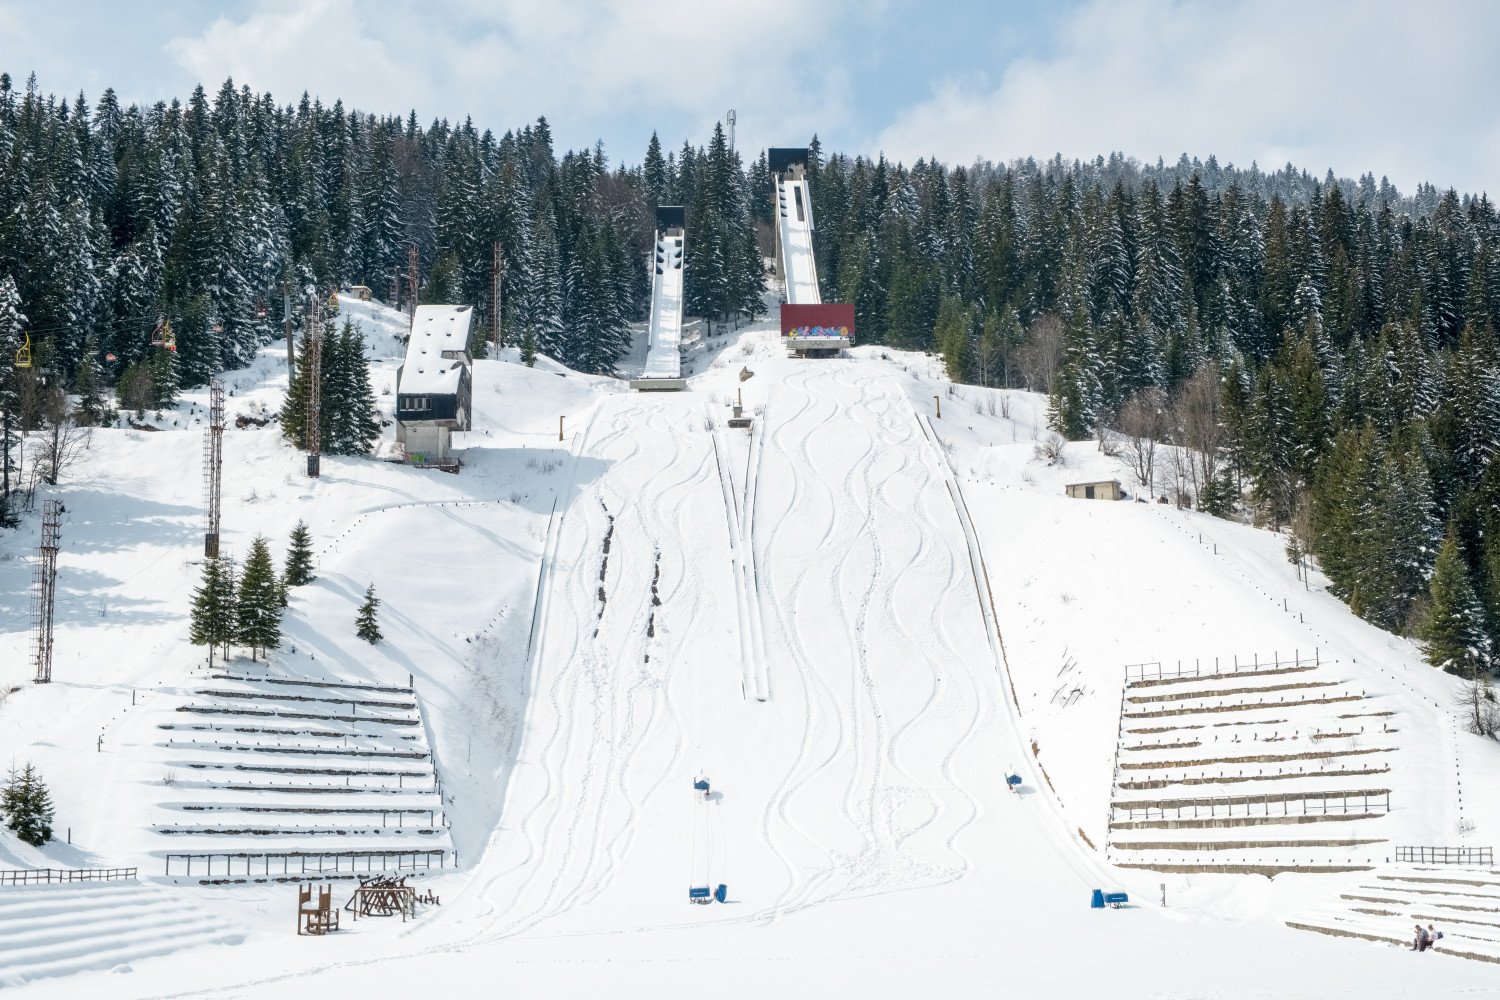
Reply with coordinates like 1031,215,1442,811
4,298,1500,997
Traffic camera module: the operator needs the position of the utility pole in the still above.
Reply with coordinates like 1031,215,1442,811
934,395,941,419
31,500,61,684
305,293,323,478
204,378,224,558
407,243,420,332
491,241,504,354
281,279,294,378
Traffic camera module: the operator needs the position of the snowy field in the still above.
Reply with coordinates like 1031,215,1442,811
4,298,1500,998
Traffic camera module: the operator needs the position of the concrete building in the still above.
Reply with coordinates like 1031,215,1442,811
1065,479,1124,501
396,304,474,466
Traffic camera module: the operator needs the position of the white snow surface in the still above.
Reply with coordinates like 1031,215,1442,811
3,301,1500,997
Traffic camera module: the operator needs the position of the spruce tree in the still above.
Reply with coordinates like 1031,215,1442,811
3,763,54,847
0,275,26,527
284,520,314,587
355,583,382,643
189,556,237,667
1419,530,1492,675
235,535,282,661
73,333,106,426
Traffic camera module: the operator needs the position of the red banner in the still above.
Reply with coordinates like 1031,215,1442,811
780,303,855,340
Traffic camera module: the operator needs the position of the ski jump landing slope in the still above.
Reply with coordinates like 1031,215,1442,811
776,177,821,305
632,232,685,390
73,358,1500,1000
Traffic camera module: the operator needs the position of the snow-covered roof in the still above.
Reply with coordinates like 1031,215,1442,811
400,304,473,395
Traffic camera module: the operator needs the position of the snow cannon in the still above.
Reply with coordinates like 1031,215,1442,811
689,886,713,905
715,884,728,904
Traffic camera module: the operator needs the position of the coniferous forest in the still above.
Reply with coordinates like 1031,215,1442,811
2,71,1499,672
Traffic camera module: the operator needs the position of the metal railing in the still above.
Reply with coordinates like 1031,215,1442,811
1113,789,1390,823
164,849,450,879
1125,650,1323,684
0,866,138,886
1395,846,1493,866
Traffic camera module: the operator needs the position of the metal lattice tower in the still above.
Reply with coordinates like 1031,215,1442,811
31,500,61,684
304,294,323,478
407,243,420,332
491,241,504,352
725,109,736,153
204,377,225,558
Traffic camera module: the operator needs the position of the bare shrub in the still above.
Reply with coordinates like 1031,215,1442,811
1118,388,1169,494
1015,312,1064,394
1033,431,1066,466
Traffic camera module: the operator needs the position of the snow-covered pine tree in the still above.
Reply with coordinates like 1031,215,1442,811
236,535,282,661
73,333,107,426
0,274,25,527
355,583,382,643
189,555,237,668
2,762,54,847
336,323,379,454
284,519,314,587
1419,530,1492,675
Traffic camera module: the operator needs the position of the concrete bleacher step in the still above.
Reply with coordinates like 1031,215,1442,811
0,882,242,988
210,673,414,695
151,670,453,868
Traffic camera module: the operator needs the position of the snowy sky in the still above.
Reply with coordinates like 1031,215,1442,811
2,0,1497,195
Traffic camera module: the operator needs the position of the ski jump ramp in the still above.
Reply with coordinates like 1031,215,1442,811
631,206,687,391
770,147,852,356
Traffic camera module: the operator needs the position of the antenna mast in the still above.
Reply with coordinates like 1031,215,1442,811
31,500,61,684
204,377,224,557
726,109,737,153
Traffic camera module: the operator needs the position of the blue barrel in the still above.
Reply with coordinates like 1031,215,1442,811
1090,888,1105,909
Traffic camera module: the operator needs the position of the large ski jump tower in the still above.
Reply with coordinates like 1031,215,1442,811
769,147,854,357
631,205,687,391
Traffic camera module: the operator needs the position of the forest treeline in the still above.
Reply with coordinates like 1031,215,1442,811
0,71,1496,674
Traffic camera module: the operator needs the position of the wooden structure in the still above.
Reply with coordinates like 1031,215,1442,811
297,883,340,935
348,285,373,301
345,875,417,922
1064,479,1124,501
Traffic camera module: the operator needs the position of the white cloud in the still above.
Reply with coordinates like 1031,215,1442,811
163,0,863,157
874,0,1500,195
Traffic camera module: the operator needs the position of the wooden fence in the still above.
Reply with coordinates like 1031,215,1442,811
1395,845,1493,865
1125,650,1323,684
164,849,450,878
0,866,138,886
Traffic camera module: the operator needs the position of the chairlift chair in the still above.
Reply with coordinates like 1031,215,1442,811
14,332,32,369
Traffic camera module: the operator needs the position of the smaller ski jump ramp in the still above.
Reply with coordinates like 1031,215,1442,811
631,205,687,391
